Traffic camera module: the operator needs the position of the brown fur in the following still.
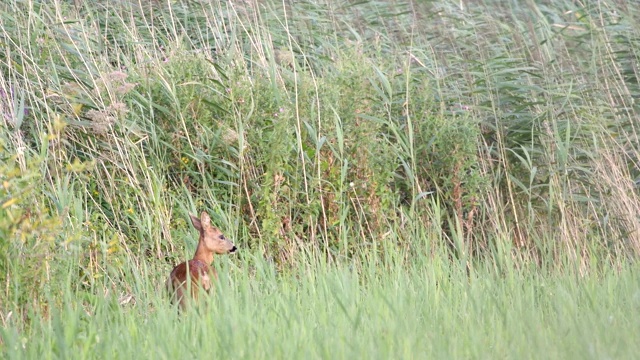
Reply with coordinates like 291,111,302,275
166,211,237,309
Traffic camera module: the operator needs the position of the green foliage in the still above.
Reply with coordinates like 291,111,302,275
0,136,61,314
1,0,640,353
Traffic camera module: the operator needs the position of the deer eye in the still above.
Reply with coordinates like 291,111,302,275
219,235,225,240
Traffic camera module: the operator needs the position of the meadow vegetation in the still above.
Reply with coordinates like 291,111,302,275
1,0,639,358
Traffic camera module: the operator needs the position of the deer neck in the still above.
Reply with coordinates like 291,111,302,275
193,238,214,264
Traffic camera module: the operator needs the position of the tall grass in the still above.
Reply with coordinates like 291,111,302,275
2,252,640,359
1,0,639,357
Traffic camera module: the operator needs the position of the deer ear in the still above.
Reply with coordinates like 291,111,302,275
200,211,211,227
190,214,202,231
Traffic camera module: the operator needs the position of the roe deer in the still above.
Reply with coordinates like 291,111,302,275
166,211,237,309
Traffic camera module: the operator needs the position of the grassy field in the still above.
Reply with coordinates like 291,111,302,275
1,0,640,358
2,253,640,359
